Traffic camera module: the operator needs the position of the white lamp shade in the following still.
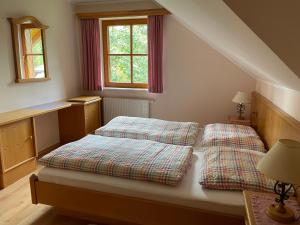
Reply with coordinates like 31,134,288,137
232,91,251,104
257,139,300,185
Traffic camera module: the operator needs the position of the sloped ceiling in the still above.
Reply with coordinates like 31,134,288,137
224,0,300,79
154,0,300,91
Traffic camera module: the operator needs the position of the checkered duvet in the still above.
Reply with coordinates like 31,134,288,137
201,123,266,152
95,116,199,146
199,147,274,192
39,135,193,186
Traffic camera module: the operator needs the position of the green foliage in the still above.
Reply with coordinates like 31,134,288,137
109,26,130,54
132,25,147,54
110,56,131,83
133,56,148,83
108,24,148,84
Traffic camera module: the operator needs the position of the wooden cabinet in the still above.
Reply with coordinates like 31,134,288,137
0,118,37,188
58,96,101,144
0,97,100,188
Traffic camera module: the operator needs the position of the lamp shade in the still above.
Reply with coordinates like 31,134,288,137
232,91,251,104
257,139,300,185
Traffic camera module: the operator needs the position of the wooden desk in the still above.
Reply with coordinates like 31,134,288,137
0,101,72,126
0,96,101,189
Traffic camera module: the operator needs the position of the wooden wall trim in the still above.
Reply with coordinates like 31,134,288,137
251,92,300,149
77,8,170,19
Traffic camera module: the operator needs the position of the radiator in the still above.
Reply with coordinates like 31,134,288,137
103,97,150,124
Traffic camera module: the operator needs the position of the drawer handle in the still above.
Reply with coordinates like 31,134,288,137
25,136,33,141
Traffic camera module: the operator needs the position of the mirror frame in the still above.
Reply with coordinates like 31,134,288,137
8,16,50,83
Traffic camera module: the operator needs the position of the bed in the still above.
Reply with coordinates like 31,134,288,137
30,92,300,225
31,133,244,225
95,116,200,146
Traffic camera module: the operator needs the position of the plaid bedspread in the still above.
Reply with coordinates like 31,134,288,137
39,135,193,186
199,147,275,192
201,123,266,152
95,116,199,146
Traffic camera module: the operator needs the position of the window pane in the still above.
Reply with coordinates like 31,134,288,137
109,56,131,83
24,28,43,54
133,56,148,83
109,25,130,54
132,25,148,54
25,55,45,78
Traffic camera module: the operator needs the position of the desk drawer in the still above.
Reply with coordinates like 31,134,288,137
0,118,35,171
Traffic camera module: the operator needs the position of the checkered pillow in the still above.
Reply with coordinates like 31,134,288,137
199,147,275,192
201,123,266,152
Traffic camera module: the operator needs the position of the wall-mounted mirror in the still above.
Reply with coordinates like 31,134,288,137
8,16,49,83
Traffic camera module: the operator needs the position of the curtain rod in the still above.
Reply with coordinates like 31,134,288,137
77,8,170,19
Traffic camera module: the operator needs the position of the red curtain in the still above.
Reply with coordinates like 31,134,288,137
80,19,102,91
148,15,164,93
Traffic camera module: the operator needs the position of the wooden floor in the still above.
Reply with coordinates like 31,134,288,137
0,169,100,225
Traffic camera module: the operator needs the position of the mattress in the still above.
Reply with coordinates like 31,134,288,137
38,135,245,216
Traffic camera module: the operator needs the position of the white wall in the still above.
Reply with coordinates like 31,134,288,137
0,0,81,151
155,0,300,92
256,80,300,122
150,16,256,124
78,0,257,126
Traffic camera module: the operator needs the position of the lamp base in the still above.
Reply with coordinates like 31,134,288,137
266,203,295,223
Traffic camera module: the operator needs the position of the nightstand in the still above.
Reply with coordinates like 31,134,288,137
227,115,251,126
58,96,101,144
243,191,300,225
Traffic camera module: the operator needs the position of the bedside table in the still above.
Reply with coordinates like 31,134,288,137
58,96,101,144
243,191,300,225
228,115,251,126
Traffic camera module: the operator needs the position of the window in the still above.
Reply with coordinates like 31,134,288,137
102,19,148,88
20,24,45,79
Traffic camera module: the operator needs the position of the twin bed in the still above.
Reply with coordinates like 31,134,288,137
31,116,270,225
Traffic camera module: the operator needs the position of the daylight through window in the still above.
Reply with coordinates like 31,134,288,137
102,19,148,88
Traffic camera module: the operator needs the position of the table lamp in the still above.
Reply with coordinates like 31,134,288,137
232,91,251,119
257,139,300,223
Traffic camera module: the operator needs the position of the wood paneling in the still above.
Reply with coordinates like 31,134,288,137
251,92,300,149
30,175,243,225
77,8,170,19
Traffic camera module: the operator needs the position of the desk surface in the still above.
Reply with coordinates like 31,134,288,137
0,96,102,126
0,101,72,126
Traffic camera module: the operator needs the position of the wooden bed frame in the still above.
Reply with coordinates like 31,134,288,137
251,92,300,149
29,91,300,225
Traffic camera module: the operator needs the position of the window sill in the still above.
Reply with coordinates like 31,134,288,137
102,87,148,92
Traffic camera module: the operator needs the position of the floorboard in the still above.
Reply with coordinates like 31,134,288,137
0,168,100,225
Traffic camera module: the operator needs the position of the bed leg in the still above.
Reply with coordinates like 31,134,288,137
30,174,38,204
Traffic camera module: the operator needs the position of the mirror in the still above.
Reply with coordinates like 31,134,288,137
8,16,49,83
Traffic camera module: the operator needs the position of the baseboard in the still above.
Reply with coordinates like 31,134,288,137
38,143,61,159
